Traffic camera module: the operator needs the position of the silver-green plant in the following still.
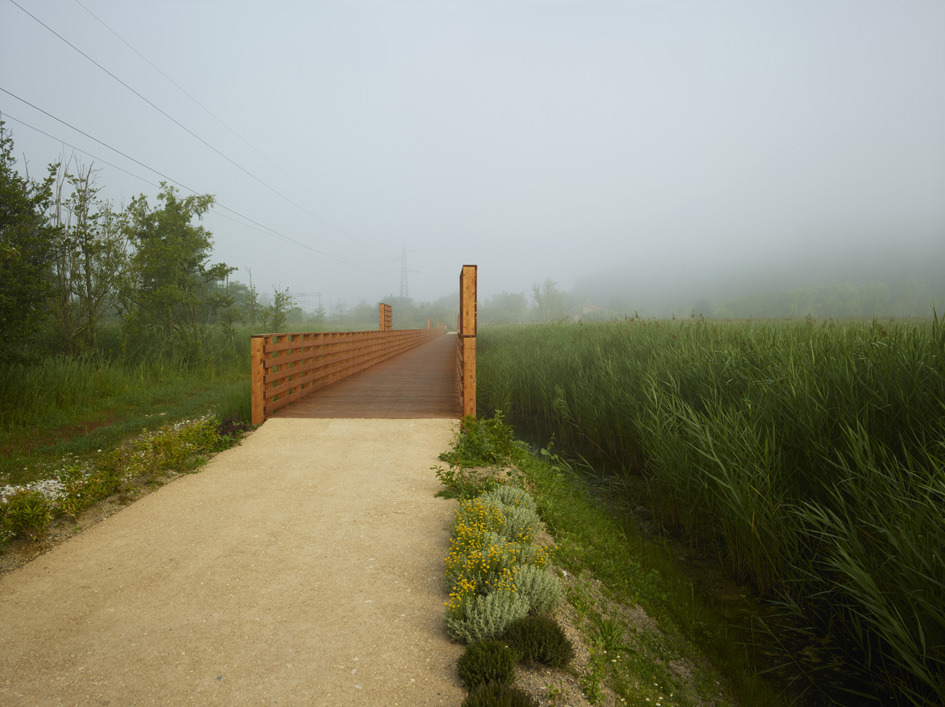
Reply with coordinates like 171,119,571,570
499,503,542,544
513,564,563,615
446,589,531,644
482,484,536,512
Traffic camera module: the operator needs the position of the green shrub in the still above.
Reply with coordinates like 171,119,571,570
498,503,541,543
482,484,536,511
446,531,550,591
434,464,501,500
513,564,563,615
447,590,531,644
2,489,52,541
457,639,516,691
440,412,516,468
462,683,539,707
451,497,508,550
505,615,574,668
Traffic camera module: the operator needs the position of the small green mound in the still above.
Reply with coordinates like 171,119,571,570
457,639,516,691
513,564,563,615
462,683,539,707
505,615,575,669
447,589,531,644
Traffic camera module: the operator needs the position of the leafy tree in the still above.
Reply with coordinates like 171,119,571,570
260,287,294,332
121,184,233,360
481,291,529,325
312,302,327,329
0,121,56,360
531,280,572,323
47,158,128,354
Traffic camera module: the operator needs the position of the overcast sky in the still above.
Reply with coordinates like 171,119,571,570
2,0,943,309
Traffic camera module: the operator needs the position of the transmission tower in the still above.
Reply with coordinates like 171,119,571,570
400,241,409,299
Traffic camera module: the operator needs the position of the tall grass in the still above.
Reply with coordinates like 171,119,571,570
0,325,252,432
477,317,945,705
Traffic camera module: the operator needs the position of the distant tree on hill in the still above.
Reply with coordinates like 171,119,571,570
532,280,572,323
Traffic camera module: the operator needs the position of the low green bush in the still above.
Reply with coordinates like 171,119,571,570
497,503,541,543
462,683,539,707
447,589,531,644
0,416,239,545
505,615,574,668
513,564,563,615
457,639,516,691
482,484,536,512
439,412,516,468
1,489,52,541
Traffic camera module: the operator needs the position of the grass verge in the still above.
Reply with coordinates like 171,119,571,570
0,373,250,486
438,414,782,705
0,415,249,552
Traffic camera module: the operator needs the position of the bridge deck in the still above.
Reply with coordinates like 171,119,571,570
273,331,462,419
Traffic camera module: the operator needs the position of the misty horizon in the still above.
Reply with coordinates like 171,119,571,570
2,1,942,312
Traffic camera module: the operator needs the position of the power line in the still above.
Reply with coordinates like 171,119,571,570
70,0,381,249
0,96,384,274
7,0,380,253
1,111,160,190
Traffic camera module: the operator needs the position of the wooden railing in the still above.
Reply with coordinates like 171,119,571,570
457,264,477,418
250,303,443,424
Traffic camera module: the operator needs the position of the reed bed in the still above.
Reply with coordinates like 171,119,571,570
0,326,251,432
477,317,945,705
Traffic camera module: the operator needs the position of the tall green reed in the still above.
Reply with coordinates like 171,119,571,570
477,318,945,704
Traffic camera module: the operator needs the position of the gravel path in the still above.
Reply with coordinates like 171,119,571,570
0,418,465,705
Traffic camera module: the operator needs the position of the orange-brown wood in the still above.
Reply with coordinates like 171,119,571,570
250,275,476,423
460,336,476,418
252,327,443,421
274,333,462,418
250,336,266,425
459,265,477,337
457,264,477,418
379,303,393,331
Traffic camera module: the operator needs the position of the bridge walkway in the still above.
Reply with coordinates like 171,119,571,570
273,331,462,419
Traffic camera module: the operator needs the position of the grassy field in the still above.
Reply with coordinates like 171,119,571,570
0,338,251,487
476,317,945,706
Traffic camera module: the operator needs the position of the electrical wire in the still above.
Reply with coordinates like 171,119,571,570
7,0,382,254
0,98,384,274
2,111,160,190
70,0,380,248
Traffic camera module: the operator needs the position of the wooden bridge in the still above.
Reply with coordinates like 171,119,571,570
250,265,477,423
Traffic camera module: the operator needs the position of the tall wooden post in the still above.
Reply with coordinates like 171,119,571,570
379,303,392,331
250,335,266,425
458,265,477,418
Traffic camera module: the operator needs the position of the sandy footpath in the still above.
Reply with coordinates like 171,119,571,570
0,418,466,705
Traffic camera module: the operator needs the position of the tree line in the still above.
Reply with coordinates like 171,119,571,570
0,122,453,367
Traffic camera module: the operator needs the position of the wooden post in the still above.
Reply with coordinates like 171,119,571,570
250,335,266,425
458,264,477,418
379,303,392,331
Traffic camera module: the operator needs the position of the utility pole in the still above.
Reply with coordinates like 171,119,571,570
400,241,409,300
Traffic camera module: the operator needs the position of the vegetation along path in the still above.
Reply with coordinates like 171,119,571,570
0,418,465,705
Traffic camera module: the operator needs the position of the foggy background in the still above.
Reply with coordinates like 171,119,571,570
2,0,943,318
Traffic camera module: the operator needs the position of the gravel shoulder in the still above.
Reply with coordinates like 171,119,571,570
0,418,466,705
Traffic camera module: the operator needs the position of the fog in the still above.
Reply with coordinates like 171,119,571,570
2,0,943,316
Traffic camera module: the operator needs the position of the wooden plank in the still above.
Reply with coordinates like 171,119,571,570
459,265,477,337
461,336,476,418
257,328,445,420
274,333,462,418
250,336,266,425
